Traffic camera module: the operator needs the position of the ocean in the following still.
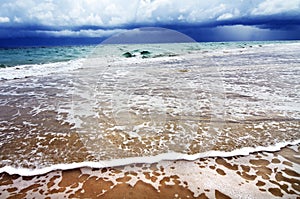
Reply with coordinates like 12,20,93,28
0,41,299,198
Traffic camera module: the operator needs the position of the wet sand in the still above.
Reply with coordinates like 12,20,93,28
1,144,299,198
1,43,300,198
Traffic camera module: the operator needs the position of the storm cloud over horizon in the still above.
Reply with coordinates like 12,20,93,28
0,0,300,46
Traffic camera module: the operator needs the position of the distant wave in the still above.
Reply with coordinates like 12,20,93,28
0,59,83,80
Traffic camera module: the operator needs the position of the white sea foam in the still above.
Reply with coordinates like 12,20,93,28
0,59,83,80
1,140,299,176
1,41,300,176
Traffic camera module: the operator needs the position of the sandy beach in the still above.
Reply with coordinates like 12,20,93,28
1,0,300,197
1,144,299,198
0,42,299,198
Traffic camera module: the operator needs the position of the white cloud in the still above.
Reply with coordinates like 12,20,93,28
252,0,300,15
217,13,234,21
35,28,126,37
0,17,10,23
0,0,139,26
14,16,22,23
217,8,241,21
0,0,299,29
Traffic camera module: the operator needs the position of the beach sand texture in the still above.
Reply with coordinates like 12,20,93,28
0,144,299,198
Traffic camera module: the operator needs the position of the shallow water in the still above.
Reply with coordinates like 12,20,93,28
0,41,299,175
1,144,299,198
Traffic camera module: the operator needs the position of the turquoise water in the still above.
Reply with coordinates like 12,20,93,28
0,45,94,67
1,40,299,81
1,40,298,68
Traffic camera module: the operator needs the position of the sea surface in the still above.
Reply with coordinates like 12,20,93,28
0,41,299,177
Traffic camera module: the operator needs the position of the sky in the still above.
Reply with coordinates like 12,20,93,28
0,0,300,46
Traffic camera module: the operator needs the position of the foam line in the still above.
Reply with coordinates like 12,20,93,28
0,59,83,80
1,140,299,176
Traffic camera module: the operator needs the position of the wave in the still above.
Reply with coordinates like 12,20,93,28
1,140,299,176
0,59,84,80
121,49,178,59
1,41,300,177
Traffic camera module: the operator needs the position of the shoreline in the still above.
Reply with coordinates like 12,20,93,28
1,144,299,198
1,41,300,198
1,139,300,177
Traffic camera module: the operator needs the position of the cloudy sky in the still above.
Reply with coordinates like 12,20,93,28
0,0,300,46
